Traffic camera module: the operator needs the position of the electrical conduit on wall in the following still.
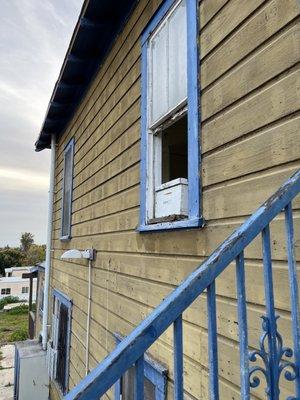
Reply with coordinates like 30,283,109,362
42,134,56,350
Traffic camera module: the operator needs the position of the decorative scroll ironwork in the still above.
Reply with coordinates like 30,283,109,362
249,315,297,400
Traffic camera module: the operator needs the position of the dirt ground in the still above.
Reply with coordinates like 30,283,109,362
0,344,14,400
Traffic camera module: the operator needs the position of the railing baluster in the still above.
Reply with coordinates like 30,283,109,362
134,355,144,400
235,252,250,399
174,315,183,400
262,225,279,400
284,202,300,397
207,280,219,400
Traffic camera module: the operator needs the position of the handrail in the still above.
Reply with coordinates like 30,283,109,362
64,169,300,400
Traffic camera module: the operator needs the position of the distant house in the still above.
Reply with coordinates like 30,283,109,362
0,267,37,301
5,266,34,278
30,0,300,399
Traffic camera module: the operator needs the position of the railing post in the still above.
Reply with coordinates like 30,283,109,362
235,252,250,399
284,202,300,397
262,226,279,400
207,280,219,400
135,355,144,400
174,315,183,400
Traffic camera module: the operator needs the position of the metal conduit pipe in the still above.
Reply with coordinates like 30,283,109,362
42,134,56,350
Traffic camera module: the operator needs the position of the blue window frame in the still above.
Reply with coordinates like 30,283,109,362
139,0,202,232
61,138,75,240
114,333,167,399
52,289,72,395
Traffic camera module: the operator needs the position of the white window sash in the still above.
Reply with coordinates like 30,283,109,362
147,0,187,129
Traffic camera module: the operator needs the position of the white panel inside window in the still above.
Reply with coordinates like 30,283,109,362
150,22,168,125
168,1,187,110
148,0,187,128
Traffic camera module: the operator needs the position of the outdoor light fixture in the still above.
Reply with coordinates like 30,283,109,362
60,249,95,260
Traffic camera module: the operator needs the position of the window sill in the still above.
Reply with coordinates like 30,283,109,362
137,217,204,232
60,235,71,242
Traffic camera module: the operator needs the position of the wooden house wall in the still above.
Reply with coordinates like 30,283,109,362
35,269,45,338
49,0,300,398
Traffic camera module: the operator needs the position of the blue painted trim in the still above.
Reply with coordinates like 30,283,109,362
53,288,73,395
114,334,167,400
284,203,300,396
63,170,300,400
53,288,72,308
235,252,250,400
173,315,183,399
60,137,75,241
138,217,204,232
139,39,148,229
141,0,177,44
207,281,219,400
114,377,121,399
187,0,201,220
139,0,202,232
135,356,144,400
261,225,280,398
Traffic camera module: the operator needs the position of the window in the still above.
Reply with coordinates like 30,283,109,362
139,0,201,231
49,290,72,395
8,273,12,277
114,334,167,400
1,288,11,295
22,287,29,294
61,138,74,240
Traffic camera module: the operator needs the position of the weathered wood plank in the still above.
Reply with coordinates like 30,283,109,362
201,0,300,88
53,249,300,315
203,116,300,185
200,0,265,58
203,163,300,219
202,22,300,119
202,68,300,152
199,0,228,28
52,214,300,261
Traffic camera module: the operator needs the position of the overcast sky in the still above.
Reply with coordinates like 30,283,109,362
0,0,82,247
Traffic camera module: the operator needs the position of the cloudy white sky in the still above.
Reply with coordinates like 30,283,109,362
0,0,82,247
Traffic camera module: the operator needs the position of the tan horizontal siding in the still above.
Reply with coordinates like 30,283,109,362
49,0,300,399
201,0,299,88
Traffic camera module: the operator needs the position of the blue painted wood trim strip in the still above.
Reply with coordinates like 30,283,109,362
262,226,279,400
114,378,121,400
139,0,202,232
53,288,72,308
64,170,300,400
284,203,300,397
207,281,219,400
138,217,203,232
53,288,72,394
187,0,201,221
139,39,148,228
141,0,177,44
135,355,144,400
235,252,250,400
60,137,75,240
114,333,167,398
174,315,183,400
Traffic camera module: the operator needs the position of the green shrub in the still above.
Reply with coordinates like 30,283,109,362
0,296,20,310
7,305,28,315
9,328,28,342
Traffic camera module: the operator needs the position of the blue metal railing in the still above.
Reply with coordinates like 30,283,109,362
64,169,300,400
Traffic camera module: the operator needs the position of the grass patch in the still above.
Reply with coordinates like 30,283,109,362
0,307,28,345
